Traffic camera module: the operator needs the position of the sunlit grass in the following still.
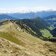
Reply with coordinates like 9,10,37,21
40,29,53,39
0,32,25,46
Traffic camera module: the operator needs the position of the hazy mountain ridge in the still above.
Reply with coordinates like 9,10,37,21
7,11,56,19
0,11,56,19
0,11,56,28
0,14,17,21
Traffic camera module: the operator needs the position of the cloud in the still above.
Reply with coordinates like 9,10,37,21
0,6,56,13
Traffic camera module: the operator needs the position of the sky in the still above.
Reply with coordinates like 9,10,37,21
0,0,56,13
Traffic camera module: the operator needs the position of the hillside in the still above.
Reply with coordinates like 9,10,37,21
15,18,53,40
44,15,56,28
0,21,56,56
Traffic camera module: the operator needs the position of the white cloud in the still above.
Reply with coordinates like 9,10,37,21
0,6,56,13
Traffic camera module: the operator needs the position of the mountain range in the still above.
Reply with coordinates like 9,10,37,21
0,11,56,19
0,11,56,28
0,20,56,56
7,11,56,19
0,11,56,56
0,11,56,38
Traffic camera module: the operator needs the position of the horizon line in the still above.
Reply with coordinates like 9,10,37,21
0,10,56,14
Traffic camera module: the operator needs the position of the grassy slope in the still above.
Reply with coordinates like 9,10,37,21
0,21,56,56
40,29,53,39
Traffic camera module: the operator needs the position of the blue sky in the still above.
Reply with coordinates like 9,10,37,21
0,0,56,13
